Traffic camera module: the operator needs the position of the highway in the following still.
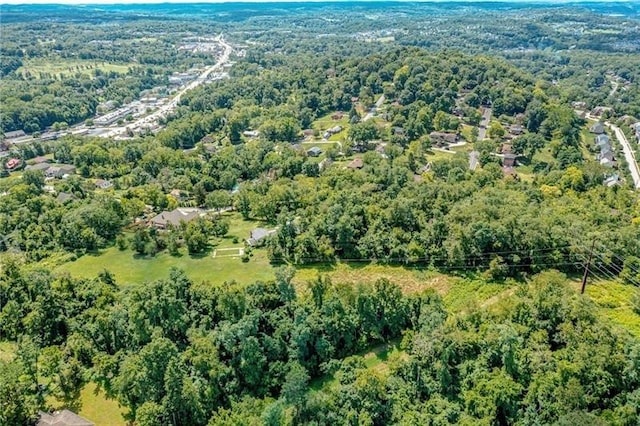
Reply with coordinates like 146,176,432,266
101,35,233,138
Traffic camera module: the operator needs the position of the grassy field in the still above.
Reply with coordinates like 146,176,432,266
77,383,126,426
56,214,279,286
18,59,132,79
569,278,640,337
57,245,275,286
295,262,453,295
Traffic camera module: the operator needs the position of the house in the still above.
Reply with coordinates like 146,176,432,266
25,163,52,172
95,179,113,189
604,174,621,187
591,106,614,118
32,156,50,164
323,125,343,139
247,227,277,246
598,146,615,161
243,130,260,138
595,134,610,148
429,132,459,145
501,144,513,155
600,157,615,168
38,131,60,141
150,208,202,230
347,158,364,169
331,112,344,120
302,129,315,138
5,158,21,170
56,192,78,203
590,122,605,134
619,115,636,125
37,410,94,426
3,130,26,140
509,125,524,135
503,153,517,167
46,164,76,179
307,146,322,157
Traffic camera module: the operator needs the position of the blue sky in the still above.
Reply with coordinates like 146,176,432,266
0,0,621,4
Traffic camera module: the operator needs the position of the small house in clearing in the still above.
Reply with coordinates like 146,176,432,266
307,146,323,157
150,208,202,230
95,179,113,189
247,228,277,247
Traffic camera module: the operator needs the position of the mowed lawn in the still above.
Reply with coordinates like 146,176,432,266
57,247,276,286
77,383,127,426
56,214,278,285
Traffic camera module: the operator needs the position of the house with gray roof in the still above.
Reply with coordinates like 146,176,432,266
247,228,277,246
3,130,26,140
37,410,94,426
595,134,610,148
590,122,605,134
25,162,53,172
150,208,203,229
307,146,322,157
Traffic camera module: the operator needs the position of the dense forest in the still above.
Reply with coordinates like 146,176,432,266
2,262,640,425
2,2,640,425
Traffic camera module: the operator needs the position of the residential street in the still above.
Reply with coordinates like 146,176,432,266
363,94,385,122
477,107,492,141
606,121,640,189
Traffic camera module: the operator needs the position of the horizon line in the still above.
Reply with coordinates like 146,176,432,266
1,0,632,5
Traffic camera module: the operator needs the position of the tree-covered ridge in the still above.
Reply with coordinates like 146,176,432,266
4,48,637,272
1,261,639,425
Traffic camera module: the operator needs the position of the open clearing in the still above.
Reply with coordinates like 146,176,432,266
77,383,126,426
18,58,132,79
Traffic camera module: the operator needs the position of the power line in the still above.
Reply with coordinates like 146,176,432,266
581,239,596,294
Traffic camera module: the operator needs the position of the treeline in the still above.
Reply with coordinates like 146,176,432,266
1,261,639,425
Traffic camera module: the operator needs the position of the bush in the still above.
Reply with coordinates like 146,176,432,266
116,234,128,250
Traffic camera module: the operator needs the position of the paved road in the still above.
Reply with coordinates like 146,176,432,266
102,35,233,138
608,80,619,99
363,94,385,122
477,107,492,141
469,150,480,170
606,121,640,189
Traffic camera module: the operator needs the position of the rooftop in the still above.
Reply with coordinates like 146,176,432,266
37,410,94,426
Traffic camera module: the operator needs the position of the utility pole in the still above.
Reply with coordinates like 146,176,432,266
581,239,596,294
